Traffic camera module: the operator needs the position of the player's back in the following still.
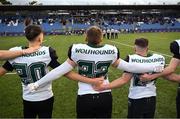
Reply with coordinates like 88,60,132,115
5,46,54,101
127,53,165,99
69,43,119,95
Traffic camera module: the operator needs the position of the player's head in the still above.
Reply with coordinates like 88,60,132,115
85,26,103,45
25,25,44,45
134,38,149,53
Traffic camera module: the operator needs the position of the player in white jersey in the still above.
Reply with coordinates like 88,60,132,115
140,39,180,117
111,29,115,39
0,25,103,118
27,26,163,118
102,29,106,38
94,38,165,118
114,29,119,39
106,28,111,39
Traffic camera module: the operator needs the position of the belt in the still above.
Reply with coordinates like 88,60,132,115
78,92,111,99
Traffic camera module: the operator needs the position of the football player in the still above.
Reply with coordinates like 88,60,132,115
0,25,103,118
111,29,115,39
140,39,180,117
94,38,165,118
27,26,163,118
114,29,119,39
106,28,111,39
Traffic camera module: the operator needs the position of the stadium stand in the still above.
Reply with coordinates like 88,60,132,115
0,5,180,36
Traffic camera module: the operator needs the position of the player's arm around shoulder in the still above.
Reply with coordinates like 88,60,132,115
139,54,165,81
0,46,38,60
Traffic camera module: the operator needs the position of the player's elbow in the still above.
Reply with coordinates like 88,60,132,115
0,68,7,76
112,59,120,68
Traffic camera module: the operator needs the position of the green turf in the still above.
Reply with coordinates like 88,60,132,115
0,32,180,118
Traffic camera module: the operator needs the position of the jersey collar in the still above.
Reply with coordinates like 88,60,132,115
87,43,104,48
136,53,153,57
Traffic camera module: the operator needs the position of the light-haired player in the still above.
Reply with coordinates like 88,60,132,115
0,25,103,118
27,26,163,118
94,38,165,118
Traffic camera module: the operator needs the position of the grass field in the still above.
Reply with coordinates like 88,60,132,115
0,32,180,118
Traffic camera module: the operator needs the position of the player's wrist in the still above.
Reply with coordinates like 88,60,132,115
34,82,39,89
103,84,110,90
22,50,27,55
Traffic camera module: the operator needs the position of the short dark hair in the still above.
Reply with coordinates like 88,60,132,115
25,25,43,42
135,38,149,48
86,26,102,45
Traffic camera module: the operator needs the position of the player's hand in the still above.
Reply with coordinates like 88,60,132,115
153,65,164,72
22,46,40,55
27,82,39,93
140,74,156,81
91,76,104,86
93,84,108,91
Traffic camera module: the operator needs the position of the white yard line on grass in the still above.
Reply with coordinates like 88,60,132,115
43,35,58,43
108,40,172,58
6,72,16,75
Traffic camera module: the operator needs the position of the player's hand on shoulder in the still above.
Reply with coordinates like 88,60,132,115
27,82,39,93
22,46,40,55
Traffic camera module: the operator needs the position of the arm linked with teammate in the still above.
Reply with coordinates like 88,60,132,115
0,47,39,60
94,73,132,91
140,58,179,81
112,58,164,73
28,58,104,92
64,59,104,85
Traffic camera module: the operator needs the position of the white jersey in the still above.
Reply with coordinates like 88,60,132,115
68,43,119,95
111,29,115,33
115,29,119,33
127,54,165,99
3,46,60,101
107,29,111,33
103,30,106,34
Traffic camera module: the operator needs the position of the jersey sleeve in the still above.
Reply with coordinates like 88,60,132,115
68,45,73,61
124,55,130,73
170,41,180,59
48,47,61,69
162,56,166,67
2,61,14,72
117,47,120,59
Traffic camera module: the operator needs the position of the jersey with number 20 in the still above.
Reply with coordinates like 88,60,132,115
3,46,60,101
